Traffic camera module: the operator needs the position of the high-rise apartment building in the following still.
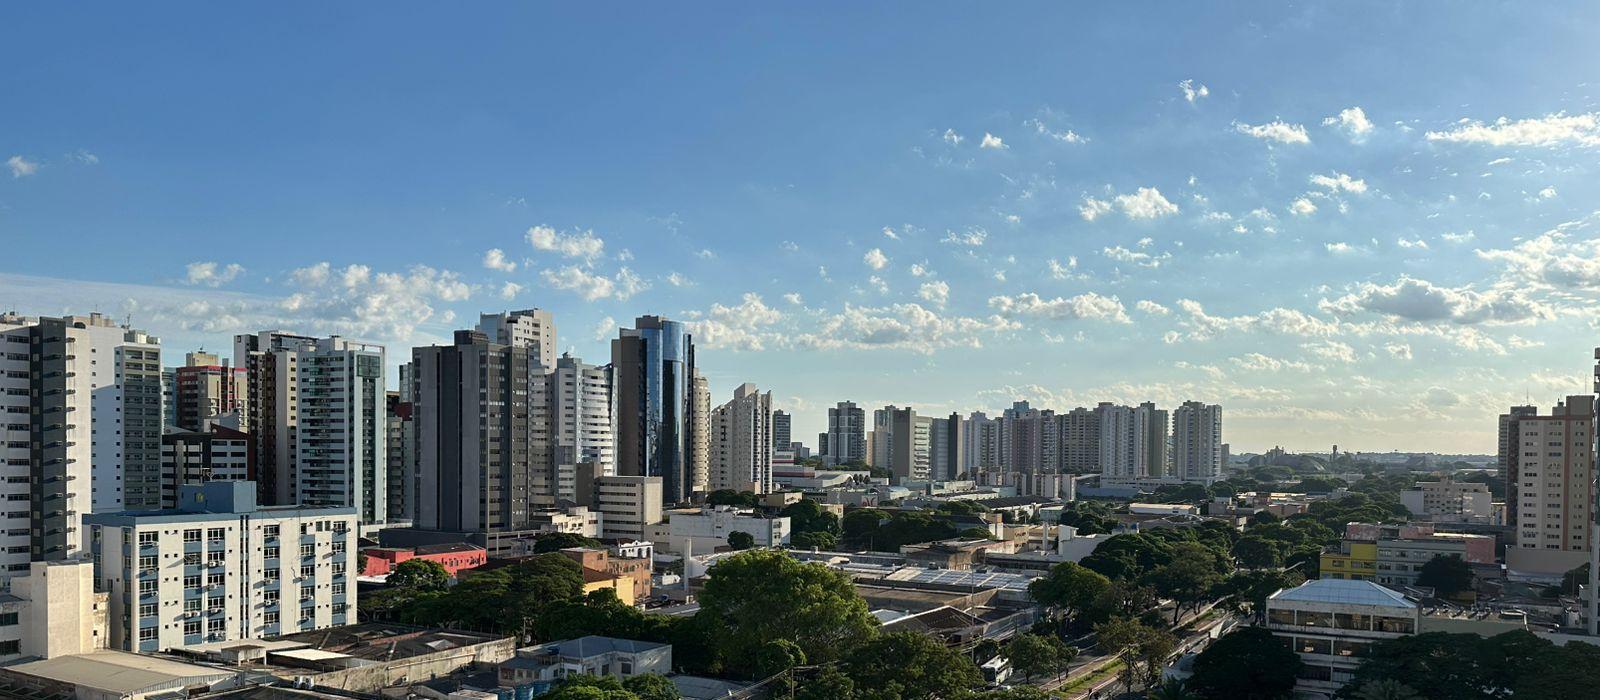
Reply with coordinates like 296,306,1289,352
159,425,254,509
475,308,557,369
709,383,772,493
963,412,1000,473
1139,402,1170,478
545,353,615,499
999,401,1045,474
65,314,164,513
234,330,317,507
1173,401,1222,483
1096,403,1150,479
689,369,710,495
1058,407,1100,473
871,406,928,480
1499,404,1538,527
825,401,867,466
172,351,248,432
772,410,791,452
0,314,93,585
87,481,357,652
613,316,702,505
929,412,965,480
384,386,415,523
1509,394,1593,579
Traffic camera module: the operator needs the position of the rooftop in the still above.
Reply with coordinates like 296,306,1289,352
1269,578,1417,609
5,650,236,696
523,635,669,658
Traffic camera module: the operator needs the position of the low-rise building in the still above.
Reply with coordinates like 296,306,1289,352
1400,477,1494,523
646,507,790,554
559,547,651,602
1265,578,1418,696
85,481,358,652
360,543,487,578
0,560,108,662
526,506,604,538
498,636,671,690
1320,541,1377,581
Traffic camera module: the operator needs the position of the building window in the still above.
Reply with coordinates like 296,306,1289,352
331,583,345,597
299,544,314,557
264,611,279,626
332,603,347,615
138,532,158,546
184,621,201,636
138,556,158,573
139,628,157,642
0,612,16,626
183,552,200,566
138,603,157,618
184,575,201,590
263,525,279,539
264,546,280,559
183,529,201,543
264,568,280,581
184,598,201,612
300,565,314,579
139,580,158,595
264,590,280,604
207,528,226,542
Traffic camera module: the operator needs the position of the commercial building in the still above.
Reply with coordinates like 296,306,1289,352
159,425,254,509
772,409,791,452
612,316,703,505
1139,402,1170,478
872,406,930,480
1265,578,1418,696
85,481,358,652
709,383,772,493
963,412,1000,473
824,401,867,466
359,543,486,578
1056,407,1100,473
1508,394,1594,579
1096,403,1151,479
0,314,93,582
475,308,557,370
575,467,663,542
171,351,248,432
1173,401,1222,483
498,636,671,689
1400,477,1494,523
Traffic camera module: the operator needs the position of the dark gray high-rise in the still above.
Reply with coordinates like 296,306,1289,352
613,316,699,505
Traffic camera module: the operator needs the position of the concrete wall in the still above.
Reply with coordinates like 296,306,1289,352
304,636,518,694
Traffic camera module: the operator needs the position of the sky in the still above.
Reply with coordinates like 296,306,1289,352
4,3,1600,454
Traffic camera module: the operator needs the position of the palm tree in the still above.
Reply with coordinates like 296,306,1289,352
1145,678,1197,700
1355,679,1423,700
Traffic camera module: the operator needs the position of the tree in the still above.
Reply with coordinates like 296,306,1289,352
1556,563,1590,596
1146,678,1199,700
1186,627,1301,700
531,532,604,553
1029,561,1111,631
795,666,855,700
387,559,450,591
1096,617,1164,694
782,499,841,537
622,674,679,700
706,490,760,507
1231,535,1285,569
1004,633,1077,682
1352,679,1421,700
537,675,638,700
1414,554,1472,597
840,631,982,700
695,550,877,676
727,531,756,550
404,553,584,639
1221,569,1303,623
791,530,838,550
752,638,806,677
1146,543,1224,624
958,526,995,540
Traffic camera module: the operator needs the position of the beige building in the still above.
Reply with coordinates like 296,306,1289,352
576,467,663,541
709,383,773,493
1400,476,1494,523
1508,395,1594,579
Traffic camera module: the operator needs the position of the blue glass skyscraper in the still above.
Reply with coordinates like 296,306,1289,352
612,316,699,504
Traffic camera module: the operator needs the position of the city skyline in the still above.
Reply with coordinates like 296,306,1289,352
7,4,1600,453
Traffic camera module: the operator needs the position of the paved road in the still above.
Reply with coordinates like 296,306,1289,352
1036,601,1236,698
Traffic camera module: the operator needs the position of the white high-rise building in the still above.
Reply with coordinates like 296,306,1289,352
543,353,615,502
1173,401,1222,483
963,412,1000,473
87,481,357,653
66,314,164,513
1510,394,1593,581
709,383,773,493
291,337,386,524
476,308,557,370
1096,403,1150,479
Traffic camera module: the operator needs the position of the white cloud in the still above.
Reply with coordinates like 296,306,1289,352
277,262,472,340
918,280,950,307
66,149,99,165
782,293,803,305
1309,172,1368,194
1079,197,1114,221
780,241,801,252
1318,276,1551,324
941,228,987,246
666,272,692,287
909,262,931,277
1115,187,1179,219
499,282,523,300
1441,231,1476,244
942,128,964,146
867,275,889,294
1027,119,1086,144
1230,353,1315,372
1475,218,1600,289
980,132,1008,150
1425,112,1600,148
1136,300,1170,315
526,225,605,260
1047,257,1077,279
482,248,518,272
6,155,38,178
881,226,900,240
540,265,648,301
695,249,716,260
1325,242,1355,254
1396,238,1429,250
1169,299,1343,342
693,293,786,351
1322,106,1374,141
1538,186,1557,199
1179,79,1210,103
794,303,1018,353
988,292,1131,323
1289,197,1318,216
1301,340,1356,363
1234,120,1311,145
863,248,888,270
1385,343,1413,360
591,316,615,341
184,261,244,287
1102,245,1169,268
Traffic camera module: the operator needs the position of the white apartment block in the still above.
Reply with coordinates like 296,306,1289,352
589,475,662,541
546,354,614,502
709,383,772,493
67,314,164,514
1509,394,1594,579
292,337,385,524
0,315,93,586
1173,401,1222,483
1400,477,1493,523
86,482,357,653
1096,403,1150,479
476,309,557,370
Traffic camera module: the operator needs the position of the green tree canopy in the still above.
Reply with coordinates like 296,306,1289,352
706,490,760,507
726,531,756,550
536,675,638,700
387,558,450,591
781,499,841,536
1028,561,1111,624
1004,633,1077,682
1414,554,1472,597
1231,535,1285,569
531,531,604,553
838,631,982,700
695,550,877,676
791,530,839,550
621,674,679,700
1187,627,1301,700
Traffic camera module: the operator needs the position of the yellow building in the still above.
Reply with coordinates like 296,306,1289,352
1320,541,1377,581
581,568,637,606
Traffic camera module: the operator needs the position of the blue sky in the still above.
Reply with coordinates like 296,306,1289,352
5,2,1600,453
